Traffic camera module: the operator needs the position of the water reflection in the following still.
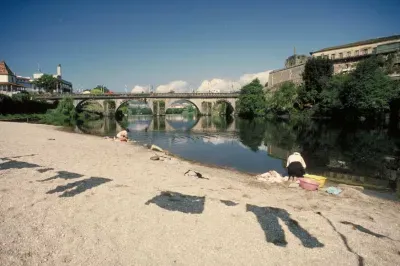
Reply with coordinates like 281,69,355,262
75,115,400,189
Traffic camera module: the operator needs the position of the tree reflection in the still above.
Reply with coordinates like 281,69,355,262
262,118,399,178
238,118,266,152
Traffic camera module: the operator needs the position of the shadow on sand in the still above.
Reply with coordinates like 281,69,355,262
0,160,40,171
247,204,324,248
145,191,205,214
46,177,113,197
38,171,84,182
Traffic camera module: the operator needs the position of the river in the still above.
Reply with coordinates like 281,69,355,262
74,114,400,192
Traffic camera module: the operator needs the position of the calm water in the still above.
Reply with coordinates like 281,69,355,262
74,115,400,189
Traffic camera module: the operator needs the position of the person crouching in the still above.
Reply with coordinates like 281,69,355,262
286,152,306,181
115,128,130,142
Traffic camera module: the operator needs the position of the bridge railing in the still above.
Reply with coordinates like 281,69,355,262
35,92,240,99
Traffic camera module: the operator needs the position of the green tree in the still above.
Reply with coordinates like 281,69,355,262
318,74,350,114
32,74,58,93
339,57,395,116
237,79,266,118
41,97,76,125
266,81,299,114
300,57,334,105
91,85,109,94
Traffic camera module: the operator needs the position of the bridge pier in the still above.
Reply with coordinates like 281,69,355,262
153,100,166,116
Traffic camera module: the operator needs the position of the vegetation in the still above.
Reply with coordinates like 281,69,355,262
237,55,400,122
115,104,152,120
339,57,396,117
299,57,334,105
0,92,56,115
0,113,45,121
166,105,198,116
40,97,76,126
236,79,266,118
32,74,58,93
265,82,299,115
91,85,109,94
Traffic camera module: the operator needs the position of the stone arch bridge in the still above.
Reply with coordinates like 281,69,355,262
37,93,239,116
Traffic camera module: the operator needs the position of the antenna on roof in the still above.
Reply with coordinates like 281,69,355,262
37,63,41,73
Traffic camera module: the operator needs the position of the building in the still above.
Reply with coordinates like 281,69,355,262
16,76,37,92
310,35,400,73
268,54,309,89
0,61,23,94
32,64,73,93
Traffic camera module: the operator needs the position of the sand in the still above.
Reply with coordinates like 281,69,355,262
0,121,399,266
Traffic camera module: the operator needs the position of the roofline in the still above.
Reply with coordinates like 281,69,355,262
310,34,400,54
270,63,306,74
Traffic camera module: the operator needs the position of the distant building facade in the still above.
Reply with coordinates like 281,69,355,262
32,64,73,93
310,35,400,74
268,54,309,89
1,62,73,94
0,61,23,94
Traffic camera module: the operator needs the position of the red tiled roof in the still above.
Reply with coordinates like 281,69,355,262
0,61,14,76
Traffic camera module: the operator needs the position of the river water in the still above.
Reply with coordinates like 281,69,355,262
74,115,400,191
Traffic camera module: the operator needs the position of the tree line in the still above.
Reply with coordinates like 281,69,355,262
236,56,400,122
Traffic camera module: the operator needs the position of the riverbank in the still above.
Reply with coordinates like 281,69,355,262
1,122,399,265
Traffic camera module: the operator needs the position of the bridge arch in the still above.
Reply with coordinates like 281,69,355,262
165,99,201,115
74,99,104,111
214,99,235,116
115,99,154,116
165,115,200,131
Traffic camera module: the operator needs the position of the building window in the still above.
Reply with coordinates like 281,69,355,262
363,48,368,55
325,55,329,59
355,50,359,56
347,51,351,57
331,54,336,60
339,53,343,59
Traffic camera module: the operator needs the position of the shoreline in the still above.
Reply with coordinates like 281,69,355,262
58,123,258,177
1,121,400,265
62,122,396,195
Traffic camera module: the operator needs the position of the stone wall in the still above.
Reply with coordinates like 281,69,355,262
268,64,305,88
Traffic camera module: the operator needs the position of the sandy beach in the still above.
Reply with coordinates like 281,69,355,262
0,121,399,265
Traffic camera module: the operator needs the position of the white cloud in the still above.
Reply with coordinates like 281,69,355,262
239,70,271,86
203,136,237,145
156,80,191,93
197,70,271,92
131,85,149,93
197,79,241,93
131,69,272,94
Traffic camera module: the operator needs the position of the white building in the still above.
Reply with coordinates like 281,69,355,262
1,62,73,94
32,64,73,93
0,61,23,95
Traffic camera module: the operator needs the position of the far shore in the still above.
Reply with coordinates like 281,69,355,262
1,121,399,266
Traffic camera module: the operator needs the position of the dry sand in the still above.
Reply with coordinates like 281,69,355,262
0,121,399,266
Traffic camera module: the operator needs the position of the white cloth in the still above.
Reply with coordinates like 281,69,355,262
116,130,128,139
286,152,306,168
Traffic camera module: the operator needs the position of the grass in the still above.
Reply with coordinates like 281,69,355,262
0,113,45,121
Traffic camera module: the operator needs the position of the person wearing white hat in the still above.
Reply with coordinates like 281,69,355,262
286,152,306,181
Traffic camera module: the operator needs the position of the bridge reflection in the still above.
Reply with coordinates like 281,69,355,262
75,115,238,136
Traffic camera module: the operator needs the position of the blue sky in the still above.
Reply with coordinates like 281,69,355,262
2,0,399,92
